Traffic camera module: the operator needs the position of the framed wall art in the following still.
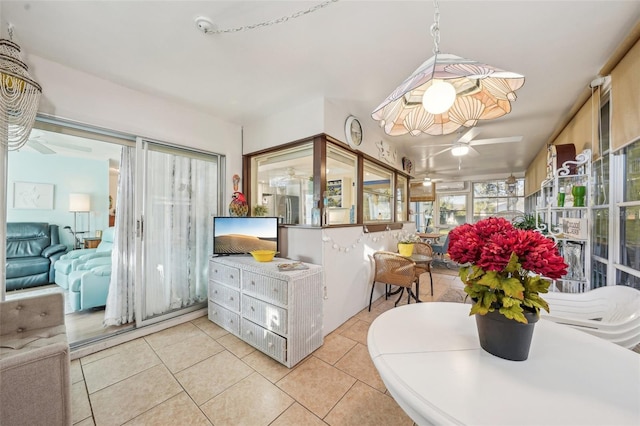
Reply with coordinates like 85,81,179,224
13,182,54,210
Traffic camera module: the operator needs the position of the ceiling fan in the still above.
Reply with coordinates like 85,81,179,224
25,133,93,155
414,127,523,160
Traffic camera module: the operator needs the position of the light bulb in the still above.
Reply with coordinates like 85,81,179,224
451,144,469,156
422,80,456,114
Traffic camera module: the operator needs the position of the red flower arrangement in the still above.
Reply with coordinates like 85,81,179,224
448,217,568,323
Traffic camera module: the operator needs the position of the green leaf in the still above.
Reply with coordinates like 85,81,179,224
470,301,489,316
477,271,501,289
504,252,520,273
525,275,551,294
501,277,525,298
499,304,527,324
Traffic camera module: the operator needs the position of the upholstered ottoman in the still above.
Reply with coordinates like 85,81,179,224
69,263,111,311
0,293,71,425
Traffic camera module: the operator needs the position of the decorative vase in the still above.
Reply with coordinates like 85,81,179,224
571,185,586,207
475,309,539,361
398,243,414,257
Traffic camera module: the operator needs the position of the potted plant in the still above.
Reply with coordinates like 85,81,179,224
397,232,421,257
447,217,567,360
252,204,268,217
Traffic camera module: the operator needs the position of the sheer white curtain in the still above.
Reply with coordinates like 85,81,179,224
141,148,215,320
104,146,136,326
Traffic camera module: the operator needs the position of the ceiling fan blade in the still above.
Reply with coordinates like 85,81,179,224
422,146,453,159
469,136,523,147
467,146,481,157
45,140,93,153
410,143,456,149
457,127,482,143
27,140,56,155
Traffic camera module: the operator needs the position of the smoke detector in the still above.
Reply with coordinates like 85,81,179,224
195,17,215,33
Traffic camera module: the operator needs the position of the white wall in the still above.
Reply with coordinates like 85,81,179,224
284,223,416,335
7,150,109,249
243,96,325,153
27,54,242,204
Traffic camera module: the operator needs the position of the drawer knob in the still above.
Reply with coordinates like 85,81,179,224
267,342,274,348
250,306,255,311
273,288,278,292
229,319,233,324
246,330,252,336
229,296,234,301
213,290,218,294
214,269,218,273
251,281,256,286
230,274,234,279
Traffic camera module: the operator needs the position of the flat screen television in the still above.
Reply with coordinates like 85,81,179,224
213,216,279,255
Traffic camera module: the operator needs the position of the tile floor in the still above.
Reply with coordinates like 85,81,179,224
71,272,465,426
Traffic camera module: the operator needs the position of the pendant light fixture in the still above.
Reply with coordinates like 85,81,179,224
0,25,43,291
371,0,525,137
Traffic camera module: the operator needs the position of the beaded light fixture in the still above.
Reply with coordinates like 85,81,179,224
371,0,525,136
1,25,42,290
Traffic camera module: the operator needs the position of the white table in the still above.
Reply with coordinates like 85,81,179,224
368,303,640,426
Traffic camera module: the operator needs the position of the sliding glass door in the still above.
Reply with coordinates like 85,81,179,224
136,138,222,326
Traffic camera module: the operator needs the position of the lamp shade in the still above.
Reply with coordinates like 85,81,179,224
371,52,525,136
69,193,90,212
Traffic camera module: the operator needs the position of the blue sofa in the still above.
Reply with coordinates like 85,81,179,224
5,222,68,291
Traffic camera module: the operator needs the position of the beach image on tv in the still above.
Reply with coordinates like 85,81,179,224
214,217,278,254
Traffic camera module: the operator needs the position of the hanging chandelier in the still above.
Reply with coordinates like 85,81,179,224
0,27,42,150
371,0,524,137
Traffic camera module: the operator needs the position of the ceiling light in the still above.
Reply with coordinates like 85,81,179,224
422,177,432,186
451,143,469,157
371,0,524,136
505,174,517,194
0,27,42,151
422,80,456,114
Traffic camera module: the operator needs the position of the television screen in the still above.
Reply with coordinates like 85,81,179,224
213,216,279,255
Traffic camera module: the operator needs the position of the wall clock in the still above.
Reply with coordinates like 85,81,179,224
345,116,363,149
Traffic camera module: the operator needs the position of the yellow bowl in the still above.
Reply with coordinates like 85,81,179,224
250,250,278,262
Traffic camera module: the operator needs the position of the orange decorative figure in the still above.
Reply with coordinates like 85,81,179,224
229,191,248,217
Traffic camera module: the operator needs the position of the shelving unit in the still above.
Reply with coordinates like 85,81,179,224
536,149,592,293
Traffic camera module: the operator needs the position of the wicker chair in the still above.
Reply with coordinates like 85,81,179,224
412,242,434,296
369,251,419,311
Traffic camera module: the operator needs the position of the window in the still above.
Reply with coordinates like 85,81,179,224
363,160,392,223
438,194,467,228
591,91,611,288
472,179,524,222
396,174,407,222
326,144,358,225
251,143,313,225
617,139,640,289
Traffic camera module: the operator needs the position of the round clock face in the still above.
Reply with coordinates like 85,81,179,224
345,116,363,149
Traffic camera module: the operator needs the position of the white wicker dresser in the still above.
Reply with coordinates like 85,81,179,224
208,255,323,367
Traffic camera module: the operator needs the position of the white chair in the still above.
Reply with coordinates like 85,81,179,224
542,285,640,349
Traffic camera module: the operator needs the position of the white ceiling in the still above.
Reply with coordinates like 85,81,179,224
2,1,639,180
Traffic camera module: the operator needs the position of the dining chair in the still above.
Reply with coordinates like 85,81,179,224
369,251,419,311
431,233,452,267
412,242,434,296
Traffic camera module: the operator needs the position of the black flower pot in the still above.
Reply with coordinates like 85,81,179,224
475,310,539,361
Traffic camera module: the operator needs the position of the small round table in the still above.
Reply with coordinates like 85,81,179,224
368,303,640,426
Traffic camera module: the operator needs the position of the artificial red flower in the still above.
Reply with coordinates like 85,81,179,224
448,217,568,279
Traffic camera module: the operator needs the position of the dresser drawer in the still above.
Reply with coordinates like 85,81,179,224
242,271,288,306
209,282,240,312
208,302,240,336
209,262,240,288
241,318,287,364
242,294,288,336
